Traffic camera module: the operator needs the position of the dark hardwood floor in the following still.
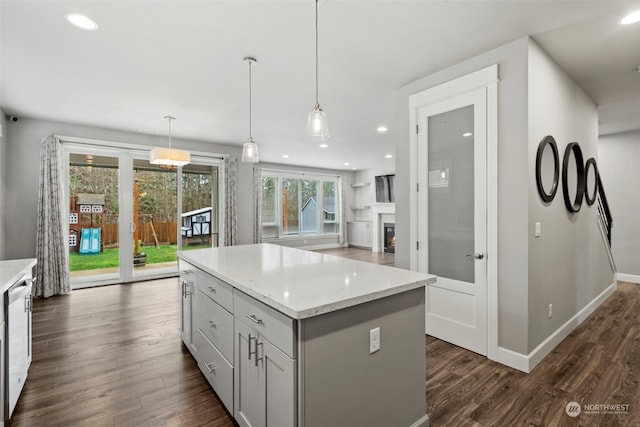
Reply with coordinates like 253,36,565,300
11,247,639,426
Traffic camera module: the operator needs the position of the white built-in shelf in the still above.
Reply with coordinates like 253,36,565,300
351,182,371,188
350,205,371,210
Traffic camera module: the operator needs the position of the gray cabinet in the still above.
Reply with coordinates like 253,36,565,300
347,221,372,248
234,294,296,427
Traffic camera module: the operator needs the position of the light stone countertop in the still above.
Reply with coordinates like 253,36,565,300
0,258,37,293
178,243,435,319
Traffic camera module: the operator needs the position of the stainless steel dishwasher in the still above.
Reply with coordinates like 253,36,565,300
7,276,32,417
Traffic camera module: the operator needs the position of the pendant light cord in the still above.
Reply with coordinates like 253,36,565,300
315,0,319,106
249,59,253,139
164,115,175,148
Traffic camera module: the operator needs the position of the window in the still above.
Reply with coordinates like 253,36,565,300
261,171,340,239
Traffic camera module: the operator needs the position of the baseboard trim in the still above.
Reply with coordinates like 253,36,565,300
616,273,640,284
494,282,617,373
410,414,429,427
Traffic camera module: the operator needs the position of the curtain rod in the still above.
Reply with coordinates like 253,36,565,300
259,167,342,179
54,134,227,160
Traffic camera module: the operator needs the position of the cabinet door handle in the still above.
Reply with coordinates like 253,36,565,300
248,333,256,361
181,282,191,297
205,363,216,374
255,341,263,367
206,320,217,328
245,314,263,325
207,286,216,293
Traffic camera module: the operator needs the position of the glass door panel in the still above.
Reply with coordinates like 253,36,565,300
68,153,121,285
132,160,179,279
428,105,475,283
181,163,219,250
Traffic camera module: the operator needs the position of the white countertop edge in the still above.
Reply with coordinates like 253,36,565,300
0,258,37,293
179,253,435,320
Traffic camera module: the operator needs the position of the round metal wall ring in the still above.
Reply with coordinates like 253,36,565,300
584,157,598,206
535,135,559,203
561,142,585,213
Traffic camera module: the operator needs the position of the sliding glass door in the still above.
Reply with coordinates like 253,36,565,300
65,142,224,288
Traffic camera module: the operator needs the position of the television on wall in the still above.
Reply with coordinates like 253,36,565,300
375,174,395,203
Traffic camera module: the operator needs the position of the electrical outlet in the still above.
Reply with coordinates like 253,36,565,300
369,327,380,354
548,304,553,319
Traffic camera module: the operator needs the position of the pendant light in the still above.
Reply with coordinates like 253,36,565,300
306,0,329,141
242,56,259,163
149,116,190,167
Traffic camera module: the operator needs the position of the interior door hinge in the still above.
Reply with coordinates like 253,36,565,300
416,183,419,192
416,124,419,134
416,241,420,250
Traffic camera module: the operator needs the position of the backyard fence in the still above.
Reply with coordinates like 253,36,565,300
102,222,178,247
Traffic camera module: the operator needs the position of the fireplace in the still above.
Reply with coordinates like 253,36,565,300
383,223,395,254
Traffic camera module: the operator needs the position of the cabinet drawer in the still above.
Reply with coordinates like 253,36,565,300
199,270,233,312
195,330,234,414
234,290,296,358
196,291,234,363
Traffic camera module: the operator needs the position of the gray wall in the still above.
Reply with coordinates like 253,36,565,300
599,130,640,278
395,36,613,356
395,37,530,354
526,40,613,352
3,117,254,259
0,111,7,259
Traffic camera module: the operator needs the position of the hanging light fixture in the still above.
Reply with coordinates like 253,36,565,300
242,56,259,163
149,116,190,167
306,0,329,141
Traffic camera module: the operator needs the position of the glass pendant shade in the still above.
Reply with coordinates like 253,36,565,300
242,138,259,163
307,104,329,141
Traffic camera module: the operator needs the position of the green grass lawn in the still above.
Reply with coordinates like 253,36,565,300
69,244,210,271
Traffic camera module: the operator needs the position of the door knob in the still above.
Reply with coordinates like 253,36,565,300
466,253,485,260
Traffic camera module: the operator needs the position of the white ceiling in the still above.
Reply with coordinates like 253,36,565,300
1,1,639,171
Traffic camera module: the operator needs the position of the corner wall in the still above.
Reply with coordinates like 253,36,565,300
599,129,640,280
0,111,7,259
527,40,614,354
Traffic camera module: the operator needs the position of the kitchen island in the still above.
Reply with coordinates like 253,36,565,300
178,243,435,427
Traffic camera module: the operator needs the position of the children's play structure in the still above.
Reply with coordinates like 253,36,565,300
69,194,104,255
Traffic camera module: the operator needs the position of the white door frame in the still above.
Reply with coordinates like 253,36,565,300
408,65,499,361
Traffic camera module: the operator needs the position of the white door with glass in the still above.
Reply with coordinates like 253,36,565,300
417,88,488,355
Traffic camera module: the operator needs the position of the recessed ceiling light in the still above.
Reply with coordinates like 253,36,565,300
621,10,640,25
463,132,473,137
319,143,328,148
344,162,350,166
376,126,388,133
385,154,393,159
282,154,289,159
352,167,357,170
67,14,98,30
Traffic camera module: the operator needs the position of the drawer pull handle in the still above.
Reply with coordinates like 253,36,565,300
181,283,192,298
248,333,257,361
205,363,216,374
207,286,216,293
245,314,263,325
206,320,217,328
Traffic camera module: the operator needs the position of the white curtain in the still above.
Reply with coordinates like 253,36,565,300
35,136,70,298
224,157,238,246
338,176,346,245
253,167,263,243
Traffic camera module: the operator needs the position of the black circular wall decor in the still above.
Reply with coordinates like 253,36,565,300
561,142,585,213
535,135,560,203
584,157,598,206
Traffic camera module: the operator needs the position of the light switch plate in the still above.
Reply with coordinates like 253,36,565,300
535,222,542,237
369,327,380,354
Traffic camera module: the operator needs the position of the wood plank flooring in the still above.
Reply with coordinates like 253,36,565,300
10,248,640,426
